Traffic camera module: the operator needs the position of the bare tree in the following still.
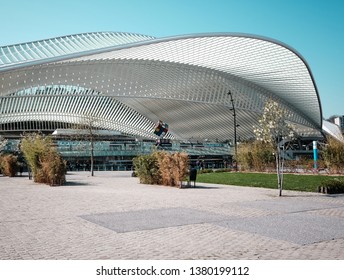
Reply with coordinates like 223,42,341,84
71,114,99,176
254,99,294,196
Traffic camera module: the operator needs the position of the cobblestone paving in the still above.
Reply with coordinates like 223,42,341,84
0,171,343,260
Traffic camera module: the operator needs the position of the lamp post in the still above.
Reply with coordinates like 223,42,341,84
228,90,238,171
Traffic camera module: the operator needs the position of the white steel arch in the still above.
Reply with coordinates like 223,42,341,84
0,32,342,142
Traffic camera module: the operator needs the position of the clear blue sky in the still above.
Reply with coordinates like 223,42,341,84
1,0,343,118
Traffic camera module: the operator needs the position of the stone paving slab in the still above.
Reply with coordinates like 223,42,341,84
1,171,344,260
215,212,344,245
234,197,343,213
80,207,227,233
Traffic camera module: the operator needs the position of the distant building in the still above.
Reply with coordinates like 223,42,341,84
334,116,344,131
327,115,344,133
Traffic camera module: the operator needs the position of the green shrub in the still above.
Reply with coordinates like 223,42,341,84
20,133,66,186
198,169,214,174
318,178,344,194
214,168,232,173
322,137,344,174
133,152,161,184
0,154,18,177
237,141,274,172
236,143,253,171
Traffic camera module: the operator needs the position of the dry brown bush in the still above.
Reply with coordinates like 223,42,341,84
0,154,18,177
158,151,189,187
134,151,189,187
158,151,173,186
172,152,189,187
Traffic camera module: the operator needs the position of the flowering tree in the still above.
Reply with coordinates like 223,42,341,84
254,99,294,196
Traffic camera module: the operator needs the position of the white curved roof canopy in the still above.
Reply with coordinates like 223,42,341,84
0,31,341,142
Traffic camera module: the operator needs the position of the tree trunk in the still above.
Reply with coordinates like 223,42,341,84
276,146,283,196
90,139,94,177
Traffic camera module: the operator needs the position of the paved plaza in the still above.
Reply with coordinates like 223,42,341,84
0,171,344,260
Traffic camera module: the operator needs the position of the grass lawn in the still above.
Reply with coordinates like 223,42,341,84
196,172,344,192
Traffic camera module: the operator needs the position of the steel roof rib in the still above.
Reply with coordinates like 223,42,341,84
0,32,342,142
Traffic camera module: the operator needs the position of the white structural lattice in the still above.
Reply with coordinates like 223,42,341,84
0,32,342,142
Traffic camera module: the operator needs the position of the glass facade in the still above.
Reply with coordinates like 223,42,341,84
2,137,230,171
